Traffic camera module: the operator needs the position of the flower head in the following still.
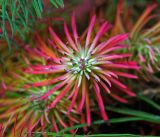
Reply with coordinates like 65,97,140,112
25,13,139,125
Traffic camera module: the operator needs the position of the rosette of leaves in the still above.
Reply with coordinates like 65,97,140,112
0,47,80,136
0,71,80,136
23,12,140,126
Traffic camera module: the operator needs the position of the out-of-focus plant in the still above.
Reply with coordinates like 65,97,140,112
0,87,80,136
111,2,160,82
0,0,64,49
0,51,80,136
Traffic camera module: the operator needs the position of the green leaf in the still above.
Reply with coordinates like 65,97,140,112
106,107,160,124
50,0,64,8
5,11,14,36
50,0,58,8
137,94,160,110
157,54,160,60
32,0,42,18
10,0,16,33
17,12,27,29
56,0,64,8
38,0,43,12
48,117,143,134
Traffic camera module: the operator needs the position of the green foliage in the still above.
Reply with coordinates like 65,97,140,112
0,0,64,49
